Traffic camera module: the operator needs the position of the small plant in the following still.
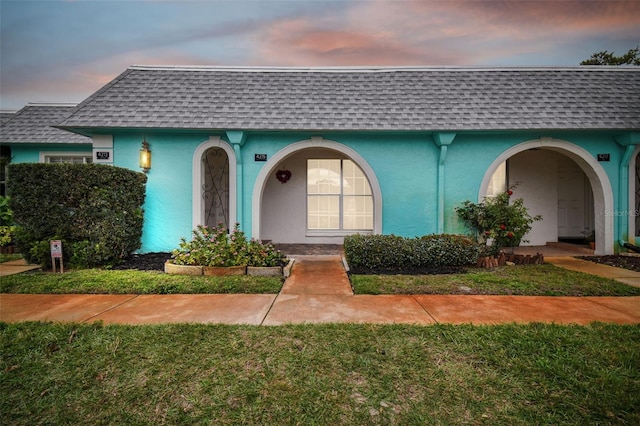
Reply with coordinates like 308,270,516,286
456,185,542,256
246,239,287,267
582,228,595,243
170,223,286,267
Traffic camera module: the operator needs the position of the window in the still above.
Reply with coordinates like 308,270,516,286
44,155,92,164
307,159,373,231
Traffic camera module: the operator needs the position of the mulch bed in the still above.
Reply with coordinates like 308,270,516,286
111,252,172,271
577,255,640,272
111,253,640,274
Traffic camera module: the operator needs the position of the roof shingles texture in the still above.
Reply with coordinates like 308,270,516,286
58,67,640,132
1,105,90,144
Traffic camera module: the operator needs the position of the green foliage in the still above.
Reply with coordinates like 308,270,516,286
7,163,146,268
0,226,15,246
0,196,13,226
170,223,286,267
456,186,542,256
344,233,479,272
581,46,639,66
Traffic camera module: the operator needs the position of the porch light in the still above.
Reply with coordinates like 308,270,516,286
139,139,151,173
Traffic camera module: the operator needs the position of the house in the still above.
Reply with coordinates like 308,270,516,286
11,66,640,254
0,104,92,196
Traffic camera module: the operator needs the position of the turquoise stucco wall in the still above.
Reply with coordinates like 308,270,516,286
75,130,636,253
9,143,92,163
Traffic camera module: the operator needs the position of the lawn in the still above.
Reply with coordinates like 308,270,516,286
0,269,284,294
3,262,640,296
1,322,638,425
351,264,640,296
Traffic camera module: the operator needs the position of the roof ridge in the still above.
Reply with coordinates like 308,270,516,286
128,64,640,72
25,102,78,107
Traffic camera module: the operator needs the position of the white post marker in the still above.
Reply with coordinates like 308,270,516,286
50,240,64,273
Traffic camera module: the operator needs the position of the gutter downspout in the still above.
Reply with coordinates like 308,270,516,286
226,131,247,229
433,132,457,234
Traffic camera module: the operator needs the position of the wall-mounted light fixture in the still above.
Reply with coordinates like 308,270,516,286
139,139,151,173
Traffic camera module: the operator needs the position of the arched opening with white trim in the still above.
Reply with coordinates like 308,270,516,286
252,138,382,243
479,138,614,254
192,136,237,229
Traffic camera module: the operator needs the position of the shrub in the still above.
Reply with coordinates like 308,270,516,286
455,185,542,256
170,223,286,267
7,163,146,268
344,233,478,273
409,234,480,267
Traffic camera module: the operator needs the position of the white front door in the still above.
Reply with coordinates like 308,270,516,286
558,158,592,238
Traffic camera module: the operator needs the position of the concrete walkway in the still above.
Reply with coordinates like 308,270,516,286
1,254,639,325
0,259,41,276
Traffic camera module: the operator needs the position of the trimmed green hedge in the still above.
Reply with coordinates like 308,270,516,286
344,234,479,272
7,163,146,268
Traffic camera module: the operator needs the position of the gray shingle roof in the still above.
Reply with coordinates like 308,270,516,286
1,104,91,144
0,112,15,126
58,66,640,132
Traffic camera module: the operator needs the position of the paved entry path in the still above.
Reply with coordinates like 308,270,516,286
1,255,639,325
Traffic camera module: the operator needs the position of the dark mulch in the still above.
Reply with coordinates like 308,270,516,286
111,252,172,271
577,255,640,272
348,266,467,275
111,254,640,274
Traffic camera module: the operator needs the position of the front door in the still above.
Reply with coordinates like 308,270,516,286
202,147,229,229
558,158,592,238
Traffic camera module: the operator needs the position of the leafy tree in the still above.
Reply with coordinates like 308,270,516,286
580,47,639,65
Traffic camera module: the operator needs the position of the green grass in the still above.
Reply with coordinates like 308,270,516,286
1,322,638,425
351,263,640,296
0,269,283,294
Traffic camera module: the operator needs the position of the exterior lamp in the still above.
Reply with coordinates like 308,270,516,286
139,139,151,173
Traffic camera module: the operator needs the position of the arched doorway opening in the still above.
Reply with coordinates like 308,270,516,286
252,138,382,243
202,147,230,228
192,136,236,229
480,138,614,254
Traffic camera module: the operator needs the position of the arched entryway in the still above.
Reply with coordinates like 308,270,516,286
480,138,614,255
192,136,236,229
252,138,382,243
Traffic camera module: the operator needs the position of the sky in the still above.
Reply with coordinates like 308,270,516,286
1,0,638,110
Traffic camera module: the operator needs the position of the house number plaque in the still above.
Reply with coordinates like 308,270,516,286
597,154,610,162
254,154,267,162
94,149,113,163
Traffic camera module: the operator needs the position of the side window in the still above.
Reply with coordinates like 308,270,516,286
45,155,93,164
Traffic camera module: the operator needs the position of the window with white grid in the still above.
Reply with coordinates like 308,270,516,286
307,159,373,231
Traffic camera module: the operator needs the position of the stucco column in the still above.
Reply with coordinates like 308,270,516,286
615,132,640,249
226,131,247,230
433,132,457,234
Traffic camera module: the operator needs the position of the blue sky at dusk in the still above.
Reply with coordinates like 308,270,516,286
1,0,638,110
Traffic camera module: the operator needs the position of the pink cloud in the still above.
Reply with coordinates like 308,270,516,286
256,17,465,66
254,0,639,67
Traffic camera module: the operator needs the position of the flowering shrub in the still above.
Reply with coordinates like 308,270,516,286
170,223,286,267
455,185,542,256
